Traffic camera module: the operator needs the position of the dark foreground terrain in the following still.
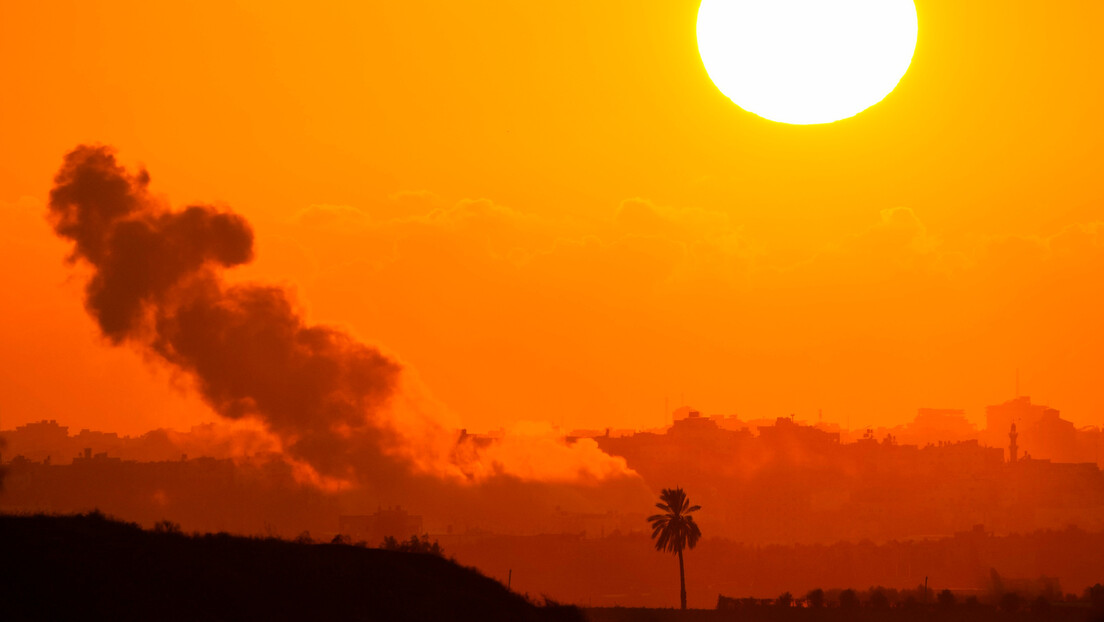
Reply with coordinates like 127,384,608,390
0,512,582,622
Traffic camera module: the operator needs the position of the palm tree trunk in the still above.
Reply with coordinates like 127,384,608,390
678,547,687,610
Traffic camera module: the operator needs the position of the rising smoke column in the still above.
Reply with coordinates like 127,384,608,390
47,145,640,497
48,145,412,487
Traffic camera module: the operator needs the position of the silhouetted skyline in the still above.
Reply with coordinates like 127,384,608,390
5,392,1103,546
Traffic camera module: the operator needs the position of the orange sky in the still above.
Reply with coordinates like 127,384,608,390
2,0,1103,436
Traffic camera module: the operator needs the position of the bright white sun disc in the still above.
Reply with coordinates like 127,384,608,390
697,0,918,124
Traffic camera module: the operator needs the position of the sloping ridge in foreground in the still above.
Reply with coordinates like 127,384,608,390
0,513,582,622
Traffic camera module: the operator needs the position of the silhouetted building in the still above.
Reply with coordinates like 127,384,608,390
758,416,840,449
3,420,70,463
669,410,718,437
986,396,1082,464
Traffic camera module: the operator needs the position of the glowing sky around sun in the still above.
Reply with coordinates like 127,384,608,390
697,0,918,124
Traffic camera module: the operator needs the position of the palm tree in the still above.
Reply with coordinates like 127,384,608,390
647,487,702,610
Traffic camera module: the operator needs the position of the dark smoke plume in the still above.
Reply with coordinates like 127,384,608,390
47,145,639,499
49,145,403,486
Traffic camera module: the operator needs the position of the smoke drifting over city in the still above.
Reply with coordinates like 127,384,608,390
46,145,640,497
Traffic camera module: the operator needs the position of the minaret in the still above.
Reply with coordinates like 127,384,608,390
1008,422,1019,464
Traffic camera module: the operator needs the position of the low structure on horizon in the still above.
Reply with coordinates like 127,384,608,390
339,507,424,545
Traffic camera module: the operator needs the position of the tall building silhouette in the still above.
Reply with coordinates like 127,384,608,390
985,396,1079,463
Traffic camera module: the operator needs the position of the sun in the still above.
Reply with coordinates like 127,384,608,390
697,0,918,125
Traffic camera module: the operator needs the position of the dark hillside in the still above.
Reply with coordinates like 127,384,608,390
0,513,582,622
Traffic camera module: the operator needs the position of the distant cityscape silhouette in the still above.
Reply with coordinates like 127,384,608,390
4,393,1104,609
